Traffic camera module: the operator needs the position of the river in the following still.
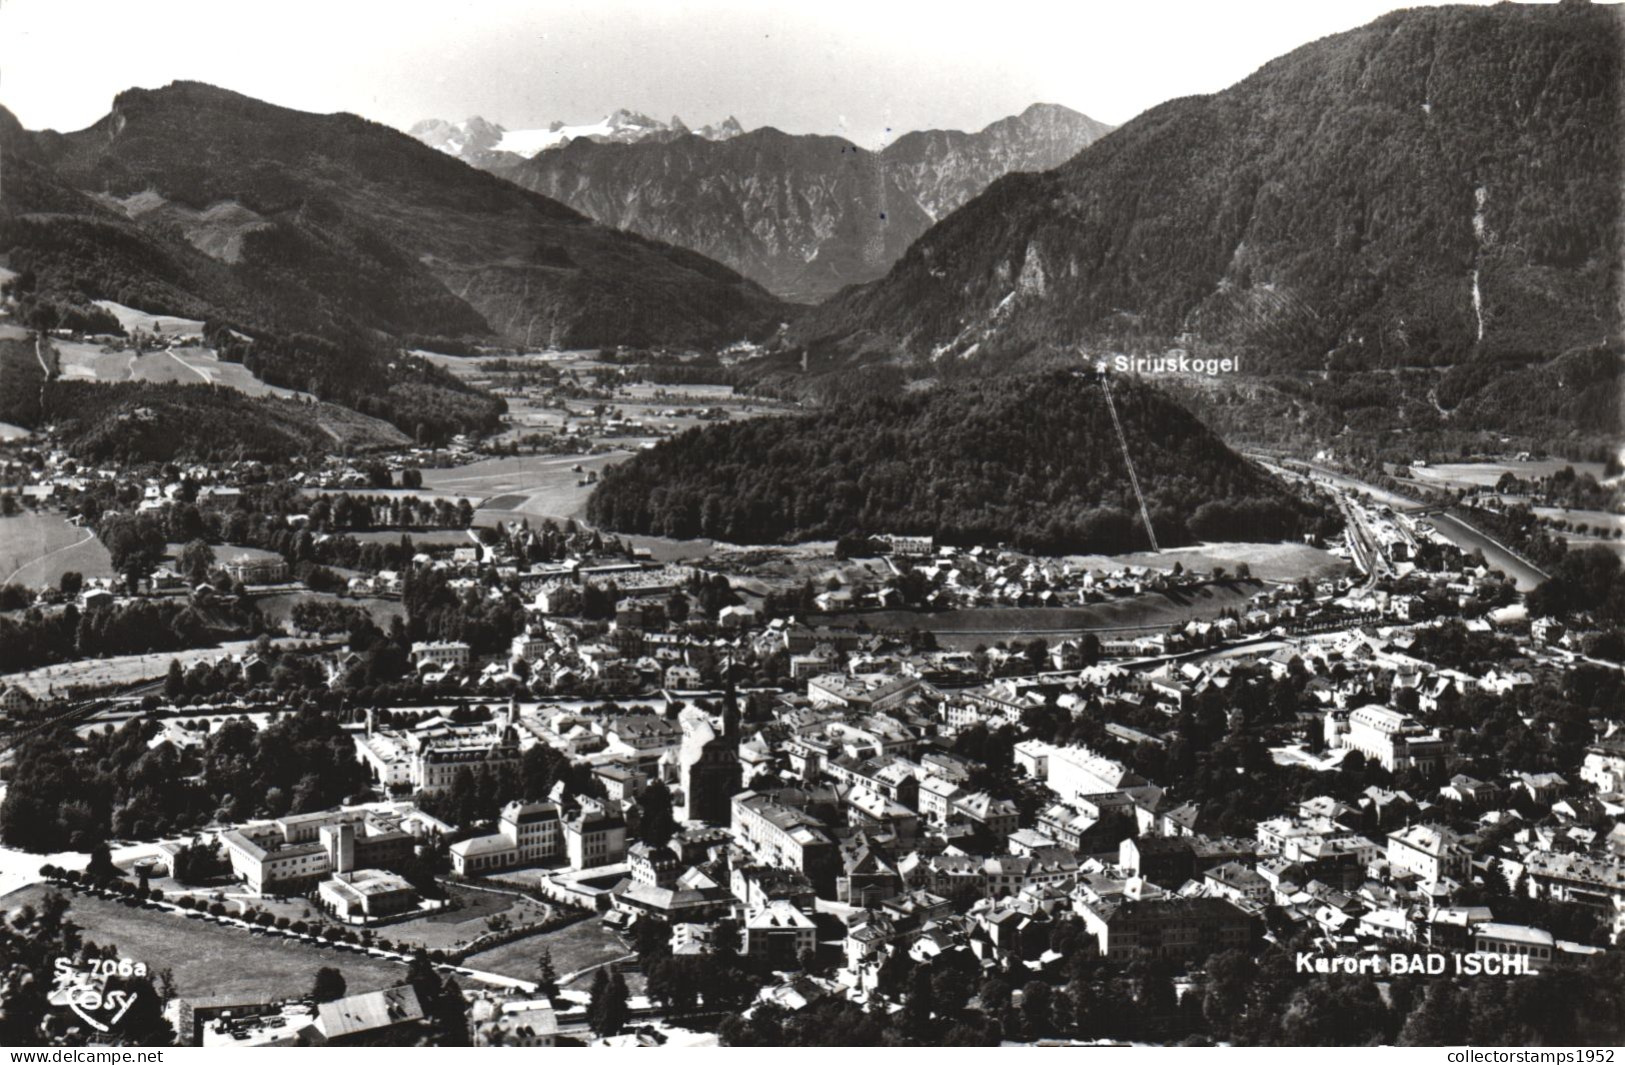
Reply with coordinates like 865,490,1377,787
1261,458,1550,592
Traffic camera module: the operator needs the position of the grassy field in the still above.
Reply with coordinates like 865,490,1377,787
462,914,630,986
4,638,268,698
421,349,778,451
0,512,114,587
384,885,552,953
1066,541,1348,583
46,324,404,451
1,884,405,1001
91,300,205,338
1409,459,1612,491
53,336,312,400
718,550,888,597
824,580,1268,650
345,528,474,546
256,591,404,632
422,451,628,524
54,340,310,399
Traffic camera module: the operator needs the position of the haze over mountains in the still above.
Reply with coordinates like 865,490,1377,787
769,1,1621,435
414,103,1113,302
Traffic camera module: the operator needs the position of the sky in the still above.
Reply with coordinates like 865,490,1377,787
0,0,1512,149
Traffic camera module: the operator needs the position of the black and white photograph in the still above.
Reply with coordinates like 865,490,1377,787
0,0,1621,1051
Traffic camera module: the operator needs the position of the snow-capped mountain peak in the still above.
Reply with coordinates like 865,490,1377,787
409,110,746,162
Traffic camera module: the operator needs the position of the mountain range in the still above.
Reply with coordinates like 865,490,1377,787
3,82,785,353
413,103,1113,302
1,1,1617,464
763,1,1621,444
408,109,746,170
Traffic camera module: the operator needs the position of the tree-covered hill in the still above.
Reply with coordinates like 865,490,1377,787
586,371,1334,553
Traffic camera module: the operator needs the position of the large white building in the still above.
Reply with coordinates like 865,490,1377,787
1386,824,1470,889
1330,705,1450,773
565,800,628,870
510,633,551,663
1045,744,1147,803
221,805,442,895
741,900,817,964
411,640,471,669
223,554,289,584
1582,740,1625,794
450,801,564,876
354,710,523,793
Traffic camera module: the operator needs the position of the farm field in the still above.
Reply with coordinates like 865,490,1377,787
823,580,1267,651
0,883,406,1001
422,347,790,452
1066,541,1348,583
0,512,114,587
346,528,475,546
91,300,205,339
54,339,309,400
1533,507,1622,533
5,637,277,698
1409,459,1612,491
423,450,628,524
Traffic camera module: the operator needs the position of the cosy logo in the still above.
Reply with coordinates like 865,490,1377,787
51,957,149,1033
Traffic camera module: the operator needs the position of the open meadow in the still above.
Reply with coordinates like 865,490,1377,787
1408,458,1613,491
824,579,1271,651
381,884,552,953
461,913,633,988
1,883,406,1001
422,450,628,524
1066,541,1348,583
91,300,206,339
53,339,310,400
5,638,286,699
0,512,114,587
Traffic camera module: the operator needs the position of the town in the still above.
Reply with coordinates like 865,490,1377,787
1,418,1621,1047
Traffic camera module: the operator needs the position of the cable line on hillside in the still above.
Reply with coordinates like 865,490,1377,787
1094,362,1160,553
